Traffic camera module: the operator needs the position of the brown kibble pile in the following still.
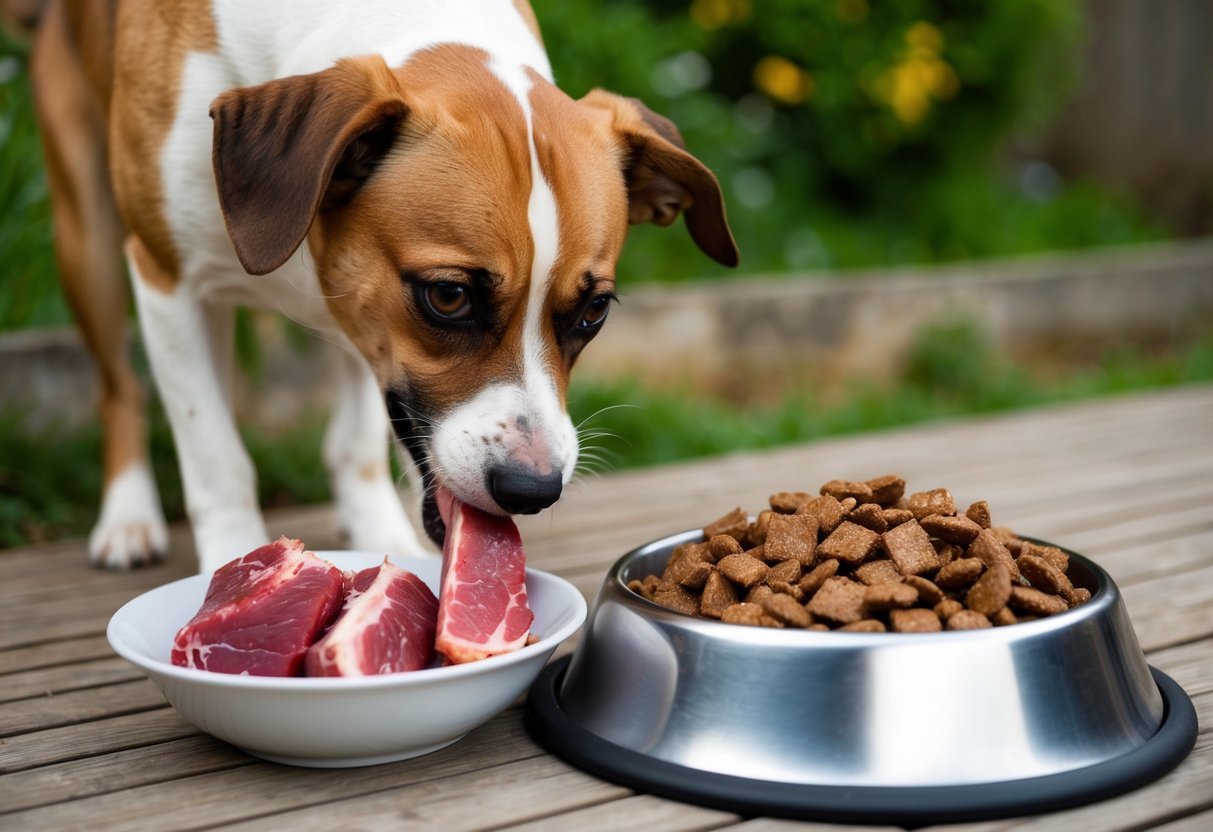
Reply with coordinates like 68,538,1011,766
626,475,1092,632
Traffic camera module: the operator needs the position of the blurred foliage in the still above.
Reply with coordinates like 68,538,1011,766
0,2,1169,330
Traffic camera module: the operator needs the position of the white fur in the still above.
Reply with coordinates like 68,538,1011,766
134,0,569,569
90,462,169,568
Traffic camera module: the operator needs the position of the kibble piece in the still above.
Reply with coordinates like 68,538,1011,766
934,598,964,621
798,559,840,596
867,474,906,507
770,491,814,514
653,583,700,616
795,495,847,535
1008,586,1068,616
767,558,803,585
720,603,765,626
1067,587,1091,608
708,533,744,561
769,580,805,601
1018,554,1072,596
808,623,830,631
748,510,774,546
758,614,786,628
840,619,887,633
864,582,919,610
849,503,889,533
745,584,775,604
666,541,708,570
818,521,880,565
990,526,1024,558
921,514,982,545
626,579,652,600
907,488,956,520
881,520,942,576
762,593,812,628
704,507,750,542
821,479,874,502
764,512,819,566
744,544,768,562
965,500,992,529
991,607,1018,626
717,554,769,588
968,529,1020,580
890,608,943,633
947,610,993,630
882,508,914,528
903,575,945,605
699,571,739,619
933,541,962,567
1020,541,1069,573
672,560,714,590
967,564,1012,616
806,577,868,625
935,557,985,588
854,559,903,585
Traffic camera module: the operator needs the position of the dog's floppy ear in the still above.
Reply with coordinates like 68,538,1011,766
210,56,407,275
580,90,738,267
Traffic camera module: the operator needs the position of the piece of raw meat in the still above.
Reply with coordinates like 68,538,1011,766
171,537,345,676
435,487,534,663
305,559,439,676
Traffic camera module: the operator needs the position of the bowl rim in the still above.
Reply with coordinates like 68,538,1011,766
107,551,587,690
607,528,1113,643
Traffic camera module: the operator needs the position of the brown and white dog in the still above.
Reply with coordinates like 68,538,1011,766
28,0,737,573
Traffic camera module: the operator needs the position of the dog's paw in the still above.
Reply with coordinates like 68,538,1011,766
89,464,169,569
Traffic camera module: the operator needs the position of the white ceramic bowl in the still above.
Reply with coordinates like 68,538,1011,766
108,551,586,768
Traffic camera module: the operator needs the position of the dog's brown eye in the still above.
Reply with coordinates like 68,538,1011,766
424,282,472,320
579,295,611,330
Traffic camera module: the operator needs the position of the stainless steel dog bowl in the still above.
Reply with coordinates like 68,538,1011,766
527,529,1197,823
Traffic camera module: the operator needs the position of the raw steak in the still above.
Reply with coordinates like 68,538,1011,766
171,537,344,676
435,487,534,663
305,560,439,676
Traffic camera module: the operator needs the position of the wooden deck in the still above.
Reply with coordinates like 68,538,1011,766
2,385,1211,831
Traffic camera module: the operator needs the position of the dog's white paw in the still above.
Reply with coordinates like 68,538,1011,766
89,464,169,569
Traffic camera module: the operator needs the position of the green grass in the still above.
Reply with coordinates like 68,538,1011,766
4,325,1211,548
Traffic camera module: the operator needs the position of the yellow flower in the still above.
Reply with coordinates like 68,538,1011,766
905,21,944,53
690,0,751,31
753,55,814,105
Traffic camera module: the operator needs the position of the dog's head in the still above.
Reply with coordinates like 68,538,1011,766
210,47,737,545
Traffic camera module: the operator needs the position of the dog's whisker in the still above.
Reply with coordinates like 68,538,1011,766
573,402,642,431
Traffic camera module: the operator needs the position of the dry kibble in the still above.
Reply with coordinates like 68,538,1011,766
708,533,744,560
649,477,1089,631
903,575,945,606
1008,586,1069,616
806,577,868,625
881,520,942,576
818,521,880,565
704,508,749,542
967,564,1012,617
764,512,819,566
864,582,919,610
867,475,906,507
935,557,985,588
849,503,889,533
920,514,983,545
890,608,943,633
767,559,803,585
798,559,840,596
770,491,814,514
947,610,993,630
720,603,766,626
854,559,903,585
717,554,769,588
796,495,847,535
762,593,812,628
699,571,738,619
907,488,956,520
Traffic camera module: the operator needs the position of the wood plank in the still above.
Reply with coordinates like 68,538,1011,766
0,708,198,773
0,635,114,675
495,794,738,832
0,657,144,704
719,820,902,832
0,735,253,813
0,678,167,738
1149,808,1213,832
2,708,544,830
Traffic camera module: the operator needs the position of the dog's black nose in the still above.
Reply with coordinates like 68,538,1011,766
487,466,563,515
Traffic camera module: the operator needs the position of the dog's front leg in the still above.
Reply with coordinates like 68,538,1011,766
325,346,429,556
128,242,267,573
